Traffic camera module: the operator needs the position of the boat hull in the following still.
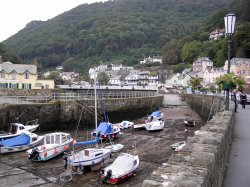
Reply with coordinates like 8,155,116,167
27,141,72,161
68,148,111,167
100,153,139,184
145,120,164,131
0,136,44,154
27,132,73,161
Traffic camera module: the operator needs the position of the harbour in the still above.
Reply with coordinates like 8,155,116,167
0,101,204,187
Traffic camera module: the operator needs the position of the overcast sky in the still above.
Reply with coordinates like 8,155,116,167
0,0,107,42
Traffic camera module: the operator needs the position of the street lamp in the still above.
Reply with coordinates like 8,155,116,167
224,13,236,110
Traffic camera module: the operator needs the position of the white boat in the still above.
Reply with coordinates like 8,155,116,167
27,132,73,161
100,153,139,184
67,148,111,167
170,141,185,151
0,132,44,154
105,144,124,153
145,119,164,131
66,69,112,171
0,119,39,140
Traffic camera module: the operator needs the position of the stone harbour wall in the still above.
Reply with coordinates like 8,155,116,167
142,95,234,187
0,96,163,131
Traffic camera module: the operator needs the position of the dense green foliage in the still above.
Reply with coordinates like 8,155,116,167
0,43,21,63
162,0,250,69
189,76,202,90
2,0,230,73
97,72,109,85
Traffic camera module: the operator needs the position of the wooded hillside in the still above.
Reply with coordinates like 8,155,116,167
2,0,232,73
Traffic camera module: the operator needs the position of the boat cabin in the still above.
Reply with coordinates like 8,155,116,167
44,133,72,145
9,123,26,134
84,149,103,157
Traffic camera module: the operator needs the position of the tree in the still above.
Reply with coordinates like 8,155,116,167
189,76,202,90
46,71,64,85
97,72,109,85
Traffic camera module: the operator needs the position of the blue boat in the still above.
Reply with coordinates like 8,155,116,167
91,122,120,140
148,111,164,121
0,133,44,154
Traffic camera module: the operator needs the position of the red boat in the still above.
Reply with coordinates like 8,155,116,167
100,153,139,184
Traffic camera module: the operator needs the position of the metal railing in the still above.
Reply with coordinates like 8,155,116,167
0,91,158,104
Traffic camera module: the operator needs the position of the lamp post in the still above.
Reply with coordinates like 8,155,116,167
224,13,236,110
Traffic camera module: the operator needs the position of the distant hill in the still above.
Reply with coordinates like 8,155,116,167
3,0,231,73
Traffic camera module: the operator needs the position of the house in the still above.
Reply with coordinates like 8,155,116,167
59,72,79,82
193,57,213,72
209,28,225,40
0,61,54,89
203,67,225,85
111,64,122,71
224,58,250,84
139,56,162,64
165,72,191,88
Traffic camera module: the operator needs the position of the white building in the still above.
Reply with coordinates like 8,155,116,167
193,57,213,72
139,56,162,64
165,73,191,88
209,28,225,40
203,67,225,85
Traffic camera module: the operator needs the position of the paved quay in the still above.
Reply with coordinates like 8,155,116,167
222,106,250,187
0,163,61,187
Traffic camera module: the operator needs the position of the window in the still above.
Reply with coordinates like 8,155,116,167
22,83,31,89
61,134,67,142
11,83,18,89
55,134,60,144
25,72,29,79
46,135,51,144
0,72,5,78
12,72,17,79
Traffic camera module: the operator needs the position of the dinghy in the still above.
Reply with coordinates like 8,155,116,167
100,153,139,184
170,141,185,151
0,132,44,154
116,121,134,129
104,144,124,153
27,132,73,161
183,118,195,126
0,119,39,140
145,119,164,131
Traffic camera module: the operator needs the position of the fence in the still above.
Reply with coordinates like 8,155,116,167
0,91,158,104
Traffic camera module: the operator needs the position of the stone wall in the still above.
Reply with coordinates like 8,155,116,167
142,95,234,187
0,96,163,131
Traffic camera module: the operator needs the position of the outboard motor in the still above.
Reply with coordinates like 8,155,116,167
29,148,39,160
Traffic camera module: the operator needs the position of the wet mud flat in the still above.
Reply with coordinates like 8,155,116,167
0,106,204,187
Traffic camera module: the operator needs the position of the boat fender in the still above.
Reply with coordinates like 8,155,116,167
54,149,59,154
64,145,69,150
44,152,47,157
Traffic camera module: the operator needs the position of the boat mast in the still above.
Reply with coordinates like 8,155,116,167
94,68,98,130
94,68,99,148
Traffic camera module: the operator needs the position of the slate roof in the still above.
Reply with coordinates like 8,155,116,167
0,62,37,74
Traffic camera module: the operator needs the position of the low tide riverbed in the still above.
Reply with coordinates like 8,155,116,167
0,106,204,187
